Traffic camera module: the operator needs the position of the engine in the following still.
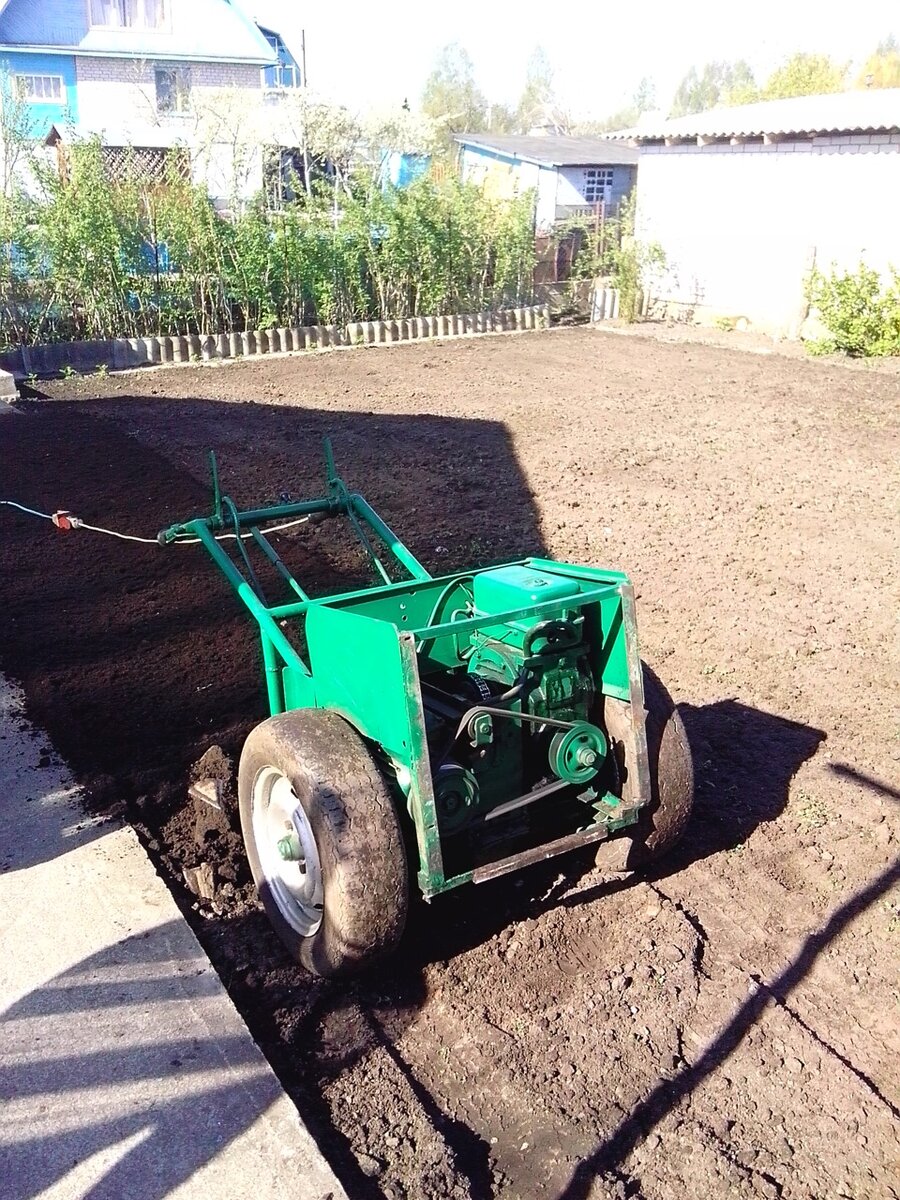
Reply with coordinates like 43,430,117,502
422,566,608,834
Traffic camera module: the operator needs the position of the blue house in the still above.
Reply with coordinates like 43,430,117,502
0,0,304,200
455,134,639,231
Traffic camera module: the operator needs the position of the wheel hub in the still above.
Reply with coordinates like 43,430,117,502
251,767,323,936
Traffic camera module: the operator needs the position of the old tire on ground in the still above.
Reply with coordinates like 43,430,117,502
238,708,409,977
599,663,694,871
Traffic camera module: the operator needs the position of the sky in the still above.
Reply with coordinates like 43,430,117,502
241,1,898,119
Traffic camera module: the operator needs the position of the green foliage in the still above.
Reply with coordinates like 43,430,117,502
421,43,488,139
0,141,536,347
558,194,667,323
763,53,847,99
516,47,555,133
807,263,900,357
856,37,900,88
670,60,758,116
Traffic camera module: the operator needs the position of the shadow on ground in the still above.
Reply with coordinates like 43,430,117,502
0,922,289,1200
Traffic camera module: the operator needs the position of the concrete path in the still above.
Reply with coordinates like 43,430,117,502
0,676,346,1200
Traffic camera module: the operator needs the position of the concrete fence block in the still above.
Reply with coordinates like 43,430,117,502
228,332,242,358
449,315,459,335
111,339,131,370
524,308,535,330
360,321,373,344
267,329,282,353
142,336,161,365
0,368,17,399
241,331,255,356
348,322,363,346
540,304,551,328
303,326,317,349
437,315,449,337
127,337,147,365
284,328,299,351
384,320,398,343
159,337,174,364
278,327,290,353
200,335,216,361
255,330,270,355
187,334,202,360
215,334,229,358
417,317,429,339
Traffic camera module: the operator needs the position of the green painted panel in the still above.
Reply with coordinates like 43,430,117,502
305,604,420,764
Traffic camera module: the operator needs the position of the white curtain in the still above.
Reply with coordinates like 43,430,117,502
90,0,124,25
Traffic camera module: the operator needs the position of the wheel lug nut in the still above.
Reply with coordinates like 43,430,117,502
277,834,303,862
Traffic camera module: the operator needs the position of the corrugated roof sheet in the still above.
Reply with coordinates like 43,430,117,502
454,133,639,166
612,88,900,141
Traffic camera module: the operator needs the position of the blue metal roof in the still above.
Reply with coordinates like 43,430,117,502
0,0,276,64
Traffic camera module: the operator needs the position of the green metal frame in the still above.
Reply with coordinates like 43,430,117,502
160,441,652,900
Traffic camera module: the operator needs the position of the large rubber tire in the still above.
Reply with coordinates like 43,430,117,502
598,663,694,870
238,709,409,977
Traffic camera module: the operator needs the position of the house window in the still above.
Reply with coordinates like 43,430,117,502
583,167,614,204
261,32,301,89
89,0,169,30
15,75,64,102
155,67,190,113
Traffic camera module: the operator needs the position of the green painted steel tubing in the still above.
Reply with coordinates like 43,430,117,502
350,494,431,582
190,523,309,675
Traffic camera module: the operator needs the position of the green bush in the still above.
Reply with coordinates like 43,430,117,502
807,263,900,357
0,140,536,347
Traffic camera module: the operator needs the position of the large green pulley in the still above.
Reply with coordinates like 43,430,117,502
549,721,608,785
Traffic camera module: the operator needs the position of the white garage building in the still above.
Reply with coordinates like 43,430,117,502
616,90,900,336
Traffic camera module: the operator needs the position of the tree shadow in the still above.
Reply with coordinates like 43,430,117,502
0,920,335,1200
554,845,900,1199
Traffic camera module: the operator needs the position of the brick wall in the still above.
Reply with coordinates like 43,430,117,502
75,56,260,129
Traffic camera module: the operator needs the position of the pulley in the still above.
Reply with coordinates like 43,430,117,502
549,721,608,785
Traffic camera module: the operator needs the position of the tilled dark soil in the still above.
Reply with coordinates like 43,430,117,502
1,328,898,1200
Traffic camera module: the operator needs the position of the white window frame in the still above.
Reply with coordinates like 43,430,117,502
15,74,65,103
583,167,614,205
87,0,170,32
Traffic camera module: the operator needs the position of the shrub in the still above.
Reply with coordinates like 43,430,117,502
807,263,900,357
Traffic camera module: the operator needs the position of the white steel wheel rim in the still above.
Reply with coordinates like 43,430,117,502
251,766,323,937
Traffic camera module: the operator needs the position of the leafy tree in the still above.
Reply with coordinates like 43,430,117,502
762,53,847,99
669,60,757,116
856,36,900,88
516,47,555,133
421,43,488,135
580,77,658,134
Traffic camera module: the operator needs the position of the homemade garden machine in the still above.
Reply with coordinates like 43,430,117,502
159,441,694,976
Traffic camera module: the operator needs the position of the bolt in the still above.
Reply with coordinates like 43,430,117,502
277,834,303,862
577,748,597,768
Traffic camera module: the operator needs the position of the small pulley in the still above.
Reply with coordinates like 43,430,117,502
549,721,608,785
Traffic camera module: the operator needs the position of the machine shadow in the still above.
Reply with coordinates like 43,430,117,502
380,696,826,967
